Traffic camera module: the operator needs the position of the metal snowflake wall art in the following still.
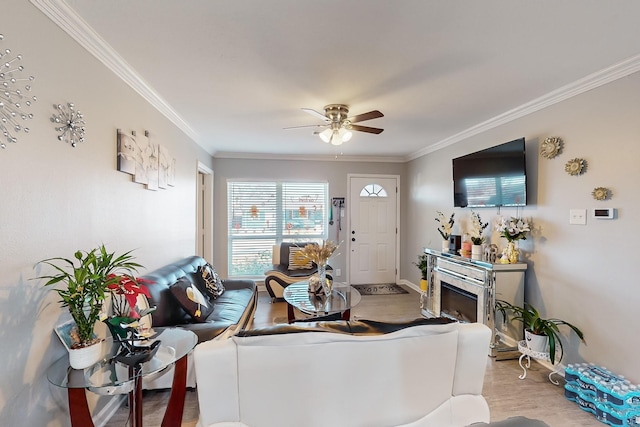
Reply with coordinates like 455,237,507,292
0,33,37,149
51,102,85,147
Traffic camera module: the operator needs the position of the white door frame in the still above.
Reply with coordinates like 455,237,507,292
197,161,214,262
346,173,400,285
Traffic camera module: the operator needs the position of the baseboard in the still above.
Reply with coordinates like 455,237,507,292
398,279,421,293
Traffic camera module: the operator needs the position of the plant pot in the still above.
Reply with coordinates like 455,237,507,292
525,330,549,353
441,240,449,253
68,340,103,369
419,279,428,292
471,244,483,258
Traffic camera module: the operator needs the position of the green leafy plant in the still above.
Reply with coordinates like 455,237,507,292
36,245,142,347
496,300,585,364
413,254,428,280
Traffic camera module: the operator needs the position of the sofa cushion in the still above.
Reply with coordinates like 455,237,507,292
169,276,214,322
288,247,313,270
197,263,225,298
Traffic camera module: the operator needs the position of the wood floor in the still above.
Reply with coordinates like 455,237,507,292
104,287,601,427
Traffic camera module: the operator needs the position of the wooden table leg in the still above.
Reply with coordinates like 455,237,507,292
162,354,189,427
129,365,143,427
67,388,94,427
287,302,295,323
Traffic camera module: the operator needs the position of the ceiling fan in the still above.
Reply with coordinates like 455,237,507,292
284,104,384,145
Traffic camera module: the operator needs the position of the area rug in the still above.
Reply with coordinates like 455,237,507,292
352,284,408,295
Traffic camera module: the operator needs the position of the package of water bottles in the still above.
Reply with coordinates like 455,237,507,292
564,363,640,426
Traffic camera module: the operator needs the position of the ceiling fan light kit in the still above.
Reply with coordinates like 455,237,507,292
286,103,383,146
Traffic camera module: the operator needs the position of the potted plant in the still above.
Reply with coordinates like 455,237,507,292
435,211,455,252
413,254,428,291
496,300,585,364
469,211,488,256
36,245,142,369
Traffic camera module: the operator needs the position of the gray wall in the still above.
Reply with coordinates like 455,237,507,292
404,71,640,382
211,158,405,280
0,1,211,425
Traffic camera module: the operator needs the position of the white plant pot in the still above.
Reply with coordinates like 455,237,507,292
68,341,103,370
471,244,483,256
525,330,549,354
441,240,449,253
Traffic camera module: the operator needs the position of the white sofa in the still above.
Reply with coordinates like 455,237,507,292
193,319,491,427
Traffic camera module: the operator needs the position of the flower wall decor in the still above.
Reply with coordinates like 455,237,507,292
436,211,455,240
592,187,611,201
565,158,586,176
469,211,489,245
51,102,85,147
0,33,37,149
540,137,563,159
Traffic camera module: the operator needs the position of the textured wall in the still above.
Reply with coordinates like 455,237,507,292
0,1,212,425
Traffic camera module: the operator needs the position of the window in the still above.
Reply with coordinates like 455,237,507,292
227,181,328,277
359,183,388,197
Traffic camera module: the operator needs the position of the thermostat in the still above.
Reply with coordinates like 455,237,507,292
593,208,616,219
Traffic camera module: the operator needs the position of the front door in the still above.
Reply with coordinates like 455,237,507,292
348,175,398,285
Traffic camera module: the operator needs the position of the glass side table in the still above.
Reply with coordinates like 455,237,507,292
283,281,361,323
47,328,197,427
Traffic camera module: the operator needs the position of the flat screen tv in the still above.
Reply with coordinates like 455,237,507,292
453,137,526,208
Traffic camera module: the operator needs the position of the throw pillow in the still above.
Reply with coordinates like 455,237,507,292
169,276,214,322
288,247,312,270
197,263,225,299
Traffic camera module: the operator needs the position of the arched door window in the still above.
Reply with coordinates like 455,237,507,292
359,183,388,197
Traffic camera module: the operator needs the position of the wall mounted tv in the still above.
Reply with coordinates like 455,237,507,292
453,137,526,208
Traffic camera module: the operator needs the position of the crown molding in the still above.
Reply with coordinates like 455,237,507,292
406,53,640,162
214,151,406,163
30,0,201,144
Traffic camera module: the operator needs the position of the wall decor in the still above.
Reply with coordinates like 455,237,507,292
592,187,610,201
565,158,586,176
0,33,37,149
116,129,176,190
116,129,136,175
51,102,85,147
540,137,563,159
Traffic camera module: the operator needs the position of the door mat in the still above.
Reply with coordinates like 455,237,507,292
352,284,408,295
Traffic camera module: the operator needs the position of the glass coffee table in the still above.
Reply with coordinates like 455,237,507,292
46,328,197,427
283,281,361,323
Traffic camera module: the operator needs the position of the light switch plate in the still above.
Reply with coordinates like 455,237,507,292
570,209,587,225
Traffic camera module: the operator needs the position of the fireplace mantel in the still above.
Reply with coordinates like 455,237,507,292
421,248,527,358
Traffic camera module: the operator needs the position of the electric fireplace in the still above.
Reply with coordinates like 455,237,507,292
421,249,527,358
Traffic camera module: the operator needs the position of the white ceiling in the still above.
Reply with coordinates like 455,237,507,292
38,0,640,161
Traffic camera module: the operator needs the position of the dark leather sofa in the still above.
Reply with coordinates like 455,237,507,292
140,255,257,343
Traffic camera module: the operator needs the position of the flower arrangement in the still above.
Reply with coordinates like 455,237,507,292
101,274,156,344
496,216,531,242
299,240,339,266
469,211,489,245
435,211,455,240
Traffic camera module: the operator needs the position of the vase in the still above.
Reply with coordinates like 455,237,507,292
441,240,449,253
506,241,519,264
317,263,332,297
68,340,103,369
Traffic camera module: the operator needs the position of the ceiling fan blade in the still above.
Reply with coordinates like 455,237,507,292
348,110,384,123
350,124,384,134
301,108,329,122
283,124,328,130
